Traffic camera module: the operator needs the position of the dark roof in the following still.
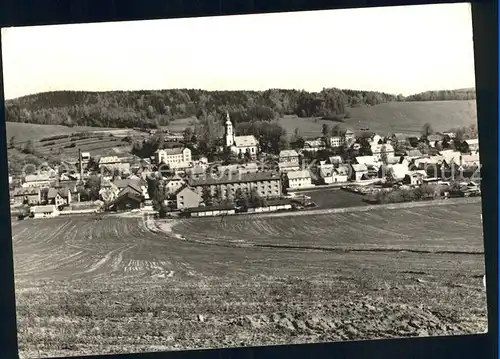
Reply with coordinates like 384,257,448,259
184,204,235,213
114,189,142,203
187,171,280,187
113,179,142,193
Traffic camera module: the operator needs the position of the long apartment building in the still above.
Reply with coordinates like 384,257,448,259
186,171,282,200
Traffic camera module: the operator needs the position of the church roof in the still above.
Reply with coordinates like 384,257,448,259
234,135,258,147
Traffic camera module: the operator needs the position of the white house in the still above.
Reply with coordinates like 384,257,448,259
440,150,462,166
164,173,187,194
155,147,192,169
286,170,313,189
224,112,259,156
351,164,368,181
31,205,60,219
22,174,52,188
279,149,300,172
319,165,349,184
404,170,428,186
327,136,344,148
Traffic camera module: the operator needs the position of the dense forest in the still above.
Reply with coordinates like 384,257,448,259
4,87,475,129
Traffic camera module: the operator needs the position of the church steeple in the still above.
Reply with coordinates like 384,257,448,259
224,111,235,148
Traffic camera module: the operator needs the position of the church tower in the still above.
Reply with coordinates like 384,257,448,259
224,111,235,148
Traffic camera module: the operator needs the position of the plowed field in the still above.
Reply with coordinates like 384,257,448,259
12,200,487,358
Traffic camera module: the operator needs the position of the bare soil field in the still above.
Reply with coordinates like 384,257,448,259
12,201,487,358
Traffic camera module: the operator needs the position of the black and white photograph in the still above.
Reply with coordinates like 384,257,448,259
2,3,487,358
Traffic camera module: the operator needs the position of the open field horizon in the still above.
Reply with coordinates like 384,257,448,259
12,201,486,358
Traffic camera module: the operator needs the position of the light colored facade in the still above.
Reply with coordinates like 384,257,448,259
224,112,259,156
155,147,192,169
302,140,324,153
165,174,186,194
22,174,52,188
328,136,344,148
176,186,203,209
287,170,313,189
319,165,348,184
279,149,300,173
351,164,368,181
461,153,480,167
31,205,60,219
188,172,282,200
465,139,479,152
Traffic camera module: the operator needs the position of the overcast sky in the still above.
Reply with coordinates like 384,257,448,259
1,3,474,100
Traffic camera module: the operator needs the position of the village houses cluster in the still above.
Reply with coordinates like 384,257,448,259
10,112,481,219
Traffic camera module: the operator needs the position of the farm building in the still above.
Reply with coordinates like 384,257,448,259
350,164,368,181
109,190,143,211
187,171,282,200
286,170,313,189
155,147,192,169
176,186,203,209
182,205,236,218
389,162,411,180
328,156,343,165
31,205,60,219
278,149,300,173
355,156,378,167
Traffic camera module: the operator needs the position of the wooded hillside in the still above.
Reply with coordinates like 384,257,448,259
5,88,475,129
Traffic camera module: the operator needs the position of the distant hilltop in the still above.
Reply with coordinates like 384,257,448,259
4,87,476,129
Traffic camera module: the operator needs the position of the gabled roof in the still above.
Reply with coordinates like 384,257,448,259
406,149,423,158
32,205,58,214
351,164,368,172
465,139,479,146
234,135,258,147
287,170,311,179
279,149,299,158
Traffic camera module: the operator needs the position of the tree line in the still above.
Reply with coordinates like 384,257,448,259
5,87,475,129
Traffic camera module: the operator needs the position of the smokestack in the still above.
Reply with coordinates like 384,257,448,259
79,149,84,185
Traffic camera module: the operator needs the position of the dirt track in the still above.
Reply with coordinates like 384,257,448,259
12,201,487,358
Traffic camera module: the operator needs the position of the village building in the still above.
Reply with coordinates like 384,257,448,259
164,173,187,194
224,112,259,157
350,164,369,181
302,139,325,153
327,136,344,148
440,150,462,166
185,165,206,180
405,149,423,160
278,149,300,172
345,129,355,142
109,185,143,211
443,132,457,139
328,156,343,166
47,187,72,208
81,152,91,165
175,186,203,209
319,165,349,184
155,147,192,169
371,143,395,162
355,156,379,168
427,134,444,147
391,133,407,145
464,139,479,152
187,171,282,200
461,153,481,167
98,156,121,169
403,170,428,186
31,205,60,219
369,134,383,146
22,174,52,188
286,170,313,189
13,188,42,206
